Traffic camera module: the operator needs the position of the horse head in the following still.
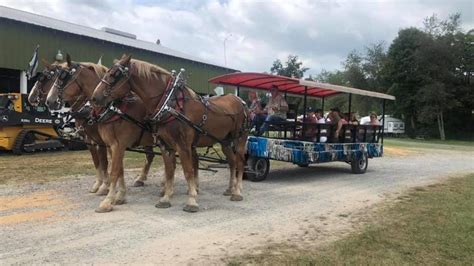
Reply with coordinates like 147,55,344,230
46,54,84,110
91,54,132,107
28,59,62,106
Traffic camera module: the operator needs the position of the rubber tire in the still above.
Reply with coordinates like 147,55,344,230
351,153,368,174
246,157,270,182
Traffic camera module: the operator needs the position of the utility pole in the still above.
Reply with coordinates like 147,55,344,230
223,33,232,66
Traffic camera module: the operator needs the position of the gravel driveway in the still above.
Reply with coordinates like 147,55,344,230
1,146,473,264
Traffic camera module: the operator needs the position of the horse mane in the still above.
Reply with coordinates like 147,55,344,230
80,62,109,78
129,59,171,81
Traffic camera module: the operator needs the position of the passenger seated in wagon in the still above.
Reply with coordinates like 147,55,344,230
346,112,359,125
328,107,348,142
368,112,380,126
301,106,317,139
256,85,289,136
301,107,327,142
248,91,266,132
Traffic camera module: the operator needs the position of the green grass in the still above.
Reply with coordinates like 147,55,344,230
229,173,474,265
384,138,474,151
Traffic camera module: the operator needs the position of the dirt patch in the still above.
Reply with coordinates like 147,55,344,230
0,191,64,211
384,146,416,157
0,190,73,225
0,210,57,225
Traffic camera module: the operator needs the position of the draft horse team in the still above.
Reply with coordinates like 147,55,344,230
29,54,249,213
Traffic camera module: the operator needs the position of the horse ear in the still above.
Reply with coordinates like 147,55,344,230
41,59,51,68
66,54,72,67
121,54,132,65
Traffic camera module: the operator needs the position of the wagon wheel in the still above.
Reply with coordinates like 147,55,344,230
351,152,368,174
245,156,270,182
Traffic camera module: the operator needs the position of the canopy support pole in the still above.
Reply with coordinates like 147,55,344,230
381,99,386,145
236,86,240,97
321,97,325,113
284,92,287,100
302,86,308,139
348,94,352,117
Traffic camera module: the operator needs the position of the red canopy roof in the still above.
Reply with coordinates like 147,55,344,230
208,72,341,98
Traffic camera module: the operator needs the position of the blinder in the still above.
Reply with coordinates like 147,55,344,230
53,63,82,106
101,63,130,97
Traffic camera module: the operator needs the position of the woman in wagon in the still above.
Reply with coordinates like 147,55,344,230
257,85,289,136
346,112,359,125
248,91,266,133
301,106,317,139
328,107,348,142
302,108,328,142
368,112,380,126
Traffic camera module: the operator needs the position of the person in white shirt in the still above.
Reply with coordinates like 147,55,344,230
315,108,327,142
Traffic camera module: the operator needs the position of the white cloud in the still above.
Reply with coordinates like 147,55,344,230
1,0,472,76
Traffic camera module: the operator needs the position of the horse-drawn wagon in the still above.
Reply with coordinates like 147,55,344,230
29,54,395,212
209,73,395,181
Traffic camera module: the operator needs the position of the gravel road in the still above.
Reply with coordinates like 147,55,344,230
1,146,473,264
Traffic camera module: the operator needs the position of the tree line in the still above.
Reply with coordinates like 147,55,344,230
270,13,473,140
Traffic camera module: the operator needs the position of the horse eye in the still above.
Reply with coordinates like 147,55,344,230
113,70,121,77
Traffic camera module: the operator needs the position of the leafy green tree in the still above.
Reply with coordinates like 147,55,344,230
386,13,471,140
385,27,428,137
270,55,309,78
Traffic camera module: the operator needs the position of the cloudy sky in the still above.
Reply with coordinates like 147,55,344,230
1,0,472,76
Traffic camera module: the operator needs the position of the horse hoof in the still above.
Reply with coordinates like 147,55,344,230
230,194,244,201
132,180,145,187
159,191,165,197
155,201,171,208
97,187,109,196
95,206,113,213
114,199,126,205
89,188,99,193
223,189,232,196
183,205,199,213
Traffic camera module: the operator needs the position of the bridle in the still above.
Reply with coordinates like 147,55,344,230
98,63,131,97
34,66,60,104
51,64,86,110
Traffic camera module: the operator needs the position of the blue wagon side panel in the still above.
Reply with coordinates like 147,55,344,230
247,137,382,165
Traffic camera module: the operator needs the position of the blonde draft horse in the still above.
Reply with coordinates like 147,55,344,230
28,60,110,195
91,54,249,213
45,55,155,212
